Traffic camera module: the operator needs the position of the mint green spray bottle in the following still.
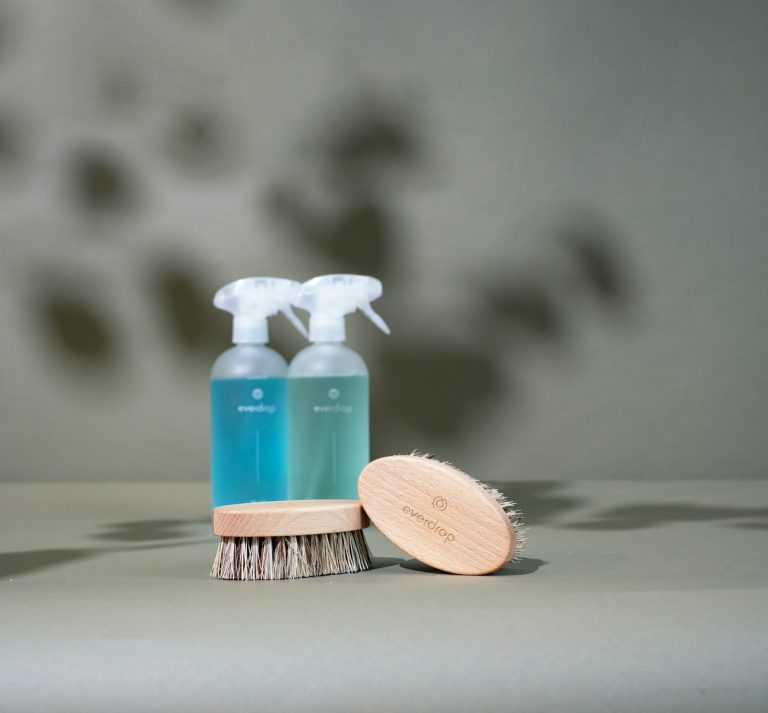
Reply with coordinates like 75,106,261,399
210,277,307,508
288,275,390,499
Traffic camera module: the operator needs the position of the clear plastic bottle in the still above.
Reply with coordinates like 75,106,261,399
288,275,390,499
210,277,307,508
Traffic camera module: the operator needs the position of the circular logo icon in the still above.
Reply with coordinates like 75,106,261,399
251,388,263,400
432,496,448,511
328,388,340,400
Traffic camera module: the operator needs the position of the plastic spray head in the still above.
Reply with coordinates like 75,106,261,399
213,277,308,344
293,274,391,342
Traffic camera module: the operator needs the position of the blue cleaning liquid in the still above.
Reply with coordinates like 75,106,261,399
210,377,288,507
288,375,369,499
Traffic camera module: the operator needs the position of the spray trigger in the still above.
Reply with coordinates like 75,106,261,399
213,276,306,344
292,274,390,343
281,305,309,339
360,304,390,335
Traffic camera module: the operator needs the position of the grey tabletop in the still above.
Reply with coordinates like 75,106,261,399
1,480,767,712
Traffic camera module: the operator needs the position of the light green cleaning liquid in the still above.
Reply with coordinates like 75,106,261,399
288,375,369,499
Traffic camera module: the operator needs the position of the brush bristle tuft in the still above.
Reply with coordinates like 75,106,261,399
477,482,527,561
410,451,527,562
211,530,372,581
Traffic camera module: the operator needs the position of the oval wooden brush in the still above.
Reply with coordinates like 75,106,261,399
211,500,371,580
358,454,526,575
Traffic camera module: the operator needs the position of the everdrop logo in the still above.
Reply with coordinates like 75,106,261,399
238,386,276,414
402,505,456,544
432,496,448,511
313,386,352,413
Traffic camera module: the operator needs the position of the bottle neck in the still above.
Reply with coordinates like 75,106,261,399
309,315,345,342
232,316,268,344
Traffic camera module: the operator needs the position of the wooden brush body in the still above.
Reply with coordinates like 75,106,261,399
211,500,371,581
358,455,521,575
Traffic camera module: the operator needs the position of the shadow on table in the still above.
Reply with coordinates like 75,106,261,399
484,481,588,526
0,548,99,578
1,518,213,578
562,503,768,530
90,517,210,542
369,557,404,571
0,538,213,579
729,522,768,530
400,557,546,577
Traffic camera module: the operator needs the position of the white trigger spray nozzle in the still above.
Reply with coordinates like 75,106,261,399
213,277,307,344
360,303,391,335
292,274,390,342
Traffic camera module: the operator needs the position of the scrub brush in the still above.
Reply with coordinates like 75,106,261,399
211,500,371,580
358,453,526,575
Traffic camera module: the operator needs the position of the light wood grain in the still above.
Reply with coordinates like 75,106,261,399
212,499,369,537
358,455,515,575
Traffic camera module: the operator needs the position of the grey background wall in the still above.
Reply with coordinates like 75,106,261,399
1,0,766,483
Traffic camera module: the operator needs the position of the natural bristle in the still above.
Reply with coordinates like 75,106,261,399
410,451,527,562
478,482,527,561
210,530,372,581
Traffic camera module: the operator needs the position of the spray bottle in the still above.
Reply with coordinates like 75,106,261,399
288,274,390,499
210,277,307,508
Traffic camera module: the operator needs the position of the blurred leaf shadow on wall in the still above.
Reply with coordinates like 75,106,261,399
25,75,636,477
0,106,31,171
164,105,243,178
144,254,230,365
266,90,421,277
265,88,636,461
34,77,250,369
32,274,121,368
64,145,141,218
0,2,16,64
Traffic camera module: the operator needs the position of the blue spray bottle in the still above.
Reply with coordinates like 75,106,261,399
288,274,390,499
210,277,307,508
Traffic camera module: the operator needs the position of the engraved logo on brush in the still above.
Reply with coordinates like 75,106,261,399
432,496,448,511
402,505,455,544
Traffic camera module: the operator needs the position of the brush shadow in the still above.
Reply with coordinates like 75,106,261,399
369,556,404,570
399,557,545,577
